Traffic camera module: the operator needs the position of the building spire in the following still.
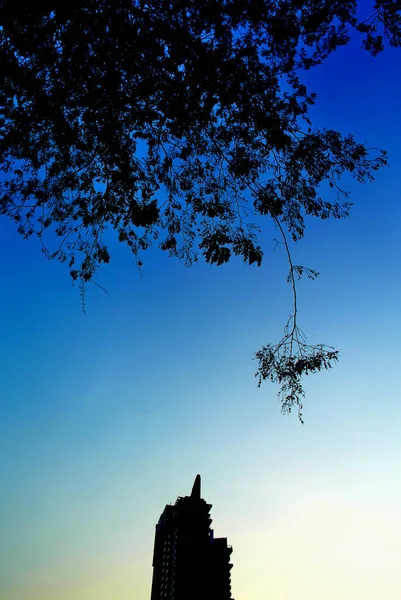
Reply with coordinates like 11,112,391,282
190,474,201,499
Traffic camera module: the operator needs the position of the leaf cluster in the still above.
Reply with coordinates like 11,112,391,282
255,332,339,423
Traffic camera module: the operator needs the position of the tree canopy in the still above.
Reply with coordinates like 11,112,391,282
1,0,400,419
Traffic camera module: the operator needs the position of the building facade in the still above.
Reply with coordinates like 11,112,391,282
150,475,233,600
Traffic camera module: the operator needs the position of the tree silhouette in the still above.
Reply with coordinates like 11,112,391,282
1,1,400,419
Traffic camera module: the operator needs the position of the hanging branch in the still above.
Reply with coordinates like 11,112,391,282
255,217,339,423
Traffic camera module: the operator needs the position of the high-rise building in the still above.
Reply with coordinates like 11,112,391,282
150,475,234,600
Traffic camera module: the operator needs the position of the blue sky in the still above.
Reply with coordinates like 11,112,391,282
1,28,401,600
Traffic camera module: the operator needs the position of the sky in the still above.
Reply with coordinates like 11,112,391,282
1,23,401,600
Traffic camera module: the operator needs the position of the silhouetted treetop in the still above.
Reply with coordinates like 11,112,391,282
1,0,399,418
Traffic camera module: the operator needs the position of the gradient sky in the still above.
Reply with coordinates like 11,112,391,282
1,29,401,600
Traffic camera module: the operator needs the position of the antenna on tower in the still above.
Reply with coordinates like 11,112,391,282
190,474,201,499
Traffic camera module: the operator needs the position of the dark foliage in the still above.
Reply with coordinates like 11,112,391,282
1,1,399,418
255,328,339,423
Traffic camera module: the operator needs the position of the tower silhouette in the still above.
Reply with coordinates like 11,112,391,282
150,475,233,600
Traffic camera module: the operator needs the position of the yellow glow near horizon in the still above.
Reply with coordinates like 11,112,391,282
3,473,400,600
